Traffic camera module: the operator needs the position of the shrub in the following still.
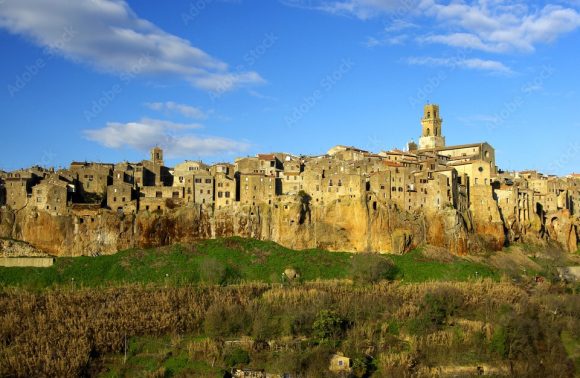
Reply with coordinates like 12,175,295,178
350,253,397,284
223,348,250,367
204,301,249,337
312,310,347,341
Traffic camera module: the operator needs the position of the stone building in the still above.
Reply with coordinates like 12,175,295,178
133,148,172,187
31,178,72,215
113,162,135,186
215,172,235,209
327,145,369,161
239,173,281,205
173,160,209,187
192,171,214,205
209,162,235,177
69,162,113,203
107,181,137,214
4,170,41,210
235,154,283,177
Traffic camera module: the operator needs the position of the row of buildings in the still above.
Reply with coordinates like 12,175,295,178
1,105,579,230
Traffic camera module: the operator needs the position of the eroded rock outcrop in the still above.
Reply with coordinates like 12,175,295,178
0,195,577,256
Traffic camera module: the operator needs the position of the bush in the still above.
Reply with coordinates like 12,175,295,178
223,348,250,367
312,310,347,341
204,302,249,337
409,287,464,335
350,253,397,284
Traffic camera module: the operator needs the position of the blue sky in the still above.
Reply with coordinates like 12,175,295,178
1,0,579,175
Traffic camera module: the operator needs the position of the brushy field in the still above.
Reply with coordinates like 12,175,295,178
0,237,498,288
0,280,578,377
0,238,577,377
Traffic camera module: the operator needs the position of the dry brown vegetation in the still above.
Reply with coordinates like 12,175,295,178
0,280,578,377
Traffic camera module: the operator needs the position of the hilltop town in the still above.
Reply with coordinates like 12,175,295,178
1,104,578,255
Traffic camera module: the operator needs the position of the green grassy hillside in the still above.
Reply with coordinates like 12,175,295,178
0,237,498,288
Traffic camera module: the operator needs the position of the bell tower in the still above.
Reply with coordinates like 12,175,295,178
418,104,445,150
150,146,164,165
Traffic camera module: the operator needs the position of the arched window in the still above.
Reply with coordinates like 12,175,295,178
426,128,431,136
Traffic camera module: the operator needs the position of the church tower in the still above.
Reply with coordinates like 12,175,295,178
418,104,445,150
150,146,164,165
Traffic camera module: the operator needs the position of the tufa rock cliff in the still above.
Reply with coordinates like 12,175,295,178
0,195,577,256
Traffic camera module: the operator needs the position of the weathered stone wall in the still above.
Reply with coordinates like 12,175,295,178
0,257,54,267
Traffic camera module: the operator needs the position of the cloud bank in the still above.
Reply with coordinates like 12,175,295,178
0,0,264,92
84,118,249,157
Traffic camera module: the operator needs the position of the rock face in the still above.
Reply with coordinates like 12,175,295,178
0,195,577,256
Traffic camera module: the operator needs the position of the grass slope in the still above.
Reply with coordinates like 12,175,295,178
0,237,498,288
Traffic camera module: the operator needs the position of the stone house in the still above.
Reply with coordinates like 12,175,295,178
192,172,214,205
329,353,352,373
209,162,235,177
31,178,72,215
327,145,369,161
113,162,135,185
215,172,235,209
173,160,209,187
281,171,303,195
4,170,41,210
69,162,113,203
239,173,280,205
139,185,184,212
107,181,137,214
236,154,283,177
368,170,392,203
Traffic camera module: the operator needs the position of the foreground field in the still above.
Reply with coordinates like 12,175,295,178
1,280,578,377
0,238,498,288
0,238,578,377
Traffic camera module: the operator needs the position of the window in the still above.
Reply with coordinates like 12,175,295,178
195,178,202,183
205,179,212,184
225,192,230,198
218,191,223,198
156,191,162,198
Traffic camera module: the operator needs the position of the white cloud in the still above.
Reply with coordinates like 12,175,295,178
84,118,248,157
423,2,580,53
0,0,264,92
145,102,209,120
365,33,409,47
287,1,580,53
408,56,513,74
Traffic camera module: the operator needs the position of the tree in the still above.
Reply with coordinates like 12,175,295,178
312,310,346,341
